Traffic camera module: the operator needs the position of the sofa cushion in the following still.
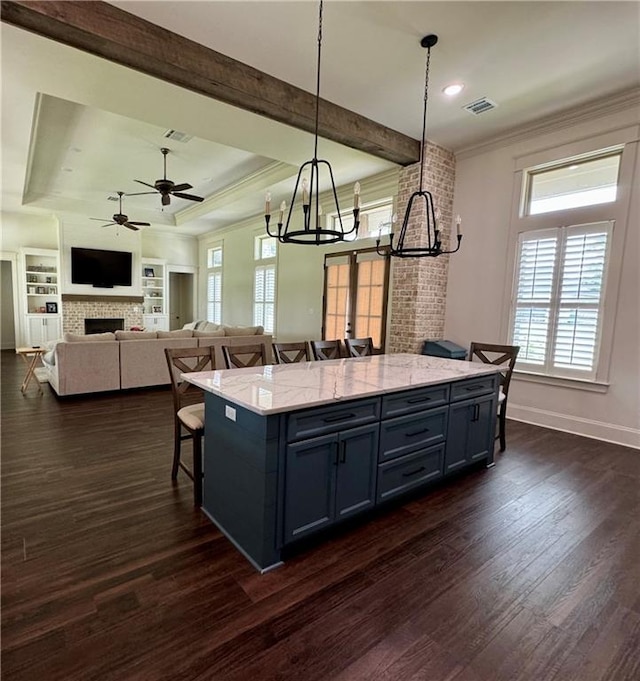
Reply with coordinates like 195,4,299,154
115,330,158,340
194,328,225,338
64,331,116,342
223,325,264,336
157,329,193,338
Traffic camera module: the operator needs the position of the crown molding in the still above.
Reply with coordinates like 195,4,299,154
456,88,640,160
175,161,297,225
196,167,401,243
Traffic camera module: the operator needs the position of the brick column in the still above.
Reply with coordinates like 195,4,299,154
388,141,456,354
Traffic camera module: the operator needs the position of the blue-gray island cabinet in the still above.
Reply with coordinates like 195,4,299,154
184,353,501,572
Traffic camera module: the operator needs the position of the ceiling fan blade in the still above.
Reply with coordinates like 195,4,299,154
90,217,110,221
162,193,171,206
173,192,204,202
99,222,117,228
126,221,150,227
125,191,158,197
171,183,193,192
134,179,158,190
123,223,140,231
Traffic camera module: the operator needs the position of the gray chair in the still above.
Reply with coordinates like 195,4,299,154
164,346,215,506
469,342,520,452
310,339,342,360
345,337,373,357
273,341,311,364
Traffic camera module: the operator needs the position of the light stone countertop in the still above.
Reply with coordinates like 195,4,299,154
183,353,501,416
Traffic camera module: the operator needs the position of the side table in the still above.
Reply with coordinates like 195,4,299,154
16,346,46,394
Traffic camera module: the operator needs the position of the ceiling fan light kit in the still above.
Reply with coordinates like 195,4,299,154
265,0,360,246
376,34,463,259
90,191,150,231
127,147,204,207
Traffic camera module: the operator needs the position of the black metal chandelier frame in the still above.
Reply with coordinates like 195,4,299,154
377,34,462,258
265,0,360,245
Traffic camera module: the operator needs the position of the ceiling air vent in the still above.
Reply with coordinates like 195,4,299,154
463,97,498,115
163,129,192,143
107,195,119,201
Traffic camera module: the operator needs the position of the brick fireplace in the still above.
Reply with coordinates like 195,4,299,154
61,295,144,335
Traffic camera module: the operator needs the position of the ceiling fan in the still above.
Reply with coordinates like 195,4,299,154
90,191,150,231
128,147,205,206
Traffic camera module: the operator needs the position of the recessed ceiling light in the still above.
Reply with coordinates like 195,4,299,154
443,83,464,97
568,165,579,170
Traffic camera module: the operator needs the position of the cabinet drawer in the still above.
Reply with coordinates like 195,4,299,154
287,398,380,442
450,374,498,402
377,444,444,503
379,406,448,462
381,384,449,418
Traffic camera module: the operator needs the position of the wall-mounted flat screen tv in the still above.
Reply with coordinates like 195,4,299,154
71,247,133,288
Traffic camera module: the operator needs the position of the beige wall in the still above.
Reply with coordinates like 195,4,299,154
446,103,640,447
0,212,58,251
198,170,399,342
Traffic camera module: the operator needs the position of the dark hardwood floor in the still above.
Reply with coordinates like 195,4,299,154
2,349,639,681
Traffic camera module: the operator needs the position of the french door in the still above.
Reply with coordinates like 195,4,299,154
322,248,390,352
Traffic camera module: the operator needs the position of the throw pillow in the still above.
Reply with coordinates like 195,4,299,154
64,332,116,342
223,325,264,336
194,329,226,338
115,331,158,340
199,321,222,333
157,330,194,338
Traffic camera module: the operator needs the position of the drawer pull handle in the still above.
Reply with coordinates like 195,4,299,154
407,396,431,404
405,428,430,438
323,413,355,423
465,385,484,391
402,466,426,478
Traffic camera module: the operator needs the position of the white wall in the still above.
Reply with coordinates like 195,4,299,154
446,103,640,448
0,212,58,251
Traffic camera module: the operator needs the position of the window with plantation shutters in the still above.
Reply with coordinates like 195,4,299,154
207,246,223,324
253,235,276,334
510,222,612,379
254,265,275,333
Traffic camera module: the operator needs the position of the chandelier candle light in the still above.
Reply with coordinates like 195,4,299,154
377,34,463,258
265,0,360,245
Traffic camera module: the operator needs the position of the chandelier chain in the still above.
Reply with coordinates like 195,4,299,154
314,0,324,159
418,44,432,194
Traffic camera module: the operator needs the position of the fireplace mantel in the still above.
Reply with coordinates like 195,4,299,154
62,294,144,303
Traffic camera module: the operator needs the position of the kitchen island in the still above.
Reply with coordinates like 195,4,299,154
184,353,501,572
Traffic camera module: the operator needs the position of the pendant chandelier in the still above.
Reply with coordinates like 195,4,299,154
265,0,360,245
377,34,463,258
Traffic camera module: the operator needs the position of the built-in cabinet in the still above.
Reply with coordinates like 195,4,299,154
20,248,62,346
203,372,499,571
141,258,169,331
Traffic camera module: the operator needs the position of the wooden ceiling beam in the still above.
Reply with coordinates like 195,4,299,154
1,0,420,166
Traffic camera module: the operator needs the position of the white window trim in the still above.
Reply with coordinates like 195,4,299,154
508,221,613,381
253,233,277,334
206,243,223,324
501,128,638,389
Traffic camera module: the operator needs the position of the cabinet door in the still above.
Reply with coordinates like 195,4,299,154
445,394,496,473
444,401,471,474
42,316,61,343
335,424,378,521
283,434,337,543
467,394,496,463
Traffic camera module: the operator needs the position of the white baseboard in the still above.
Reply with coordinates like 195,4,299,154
509,404,640,450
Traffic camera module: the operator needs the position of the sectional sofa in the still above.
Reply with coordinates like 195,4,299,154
42,325,271,397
